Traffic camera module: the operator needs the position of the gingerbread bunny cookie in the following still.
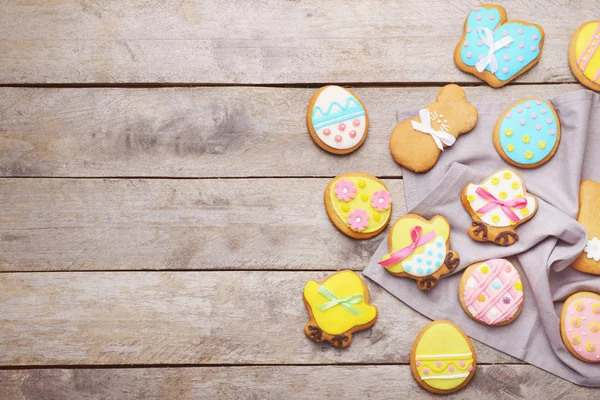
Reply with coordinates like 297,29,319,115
389,85,478,173
379,214,460,291
461,169,538,246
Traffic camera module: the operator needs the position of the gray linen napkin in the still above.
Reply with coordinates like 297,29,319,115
363,89,600,387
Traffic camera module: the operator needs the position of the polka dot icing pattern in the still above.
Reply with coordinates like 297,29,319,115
498,99,559,165
463,259,523,325
310,86,367,150
412,321,475,392
460,6,543,82
465,169,536,227
401,237,447,277
563,294,600,362
330,176,392,233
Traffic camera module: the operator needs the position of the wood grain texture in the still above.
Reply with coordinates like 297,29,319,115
0,84,584,178
0,365,590,399
0,178,405,271
0,1,595,84
0,271,519,366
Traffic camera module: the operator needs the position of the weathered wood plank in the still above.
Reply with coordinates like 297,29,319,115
0,178,405,271
0,271,519,365
0,84,584,178
0,1,594,84
0,365,588,399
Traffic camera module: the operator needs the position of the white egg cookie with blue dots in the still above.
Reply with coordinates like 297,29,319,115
493,98,560,168
379,214,460,291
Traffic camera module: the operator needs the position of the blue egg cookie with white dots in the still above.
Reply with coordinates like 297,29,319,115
493,98,560,168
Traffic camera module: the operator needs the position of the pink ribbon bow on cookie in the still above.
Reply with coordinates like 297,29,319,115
379,226,436,268
475,187,527,222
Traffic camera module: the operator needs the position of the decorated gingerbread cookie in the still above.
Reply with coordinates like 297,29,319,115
560,292,600,363
389,84,478,173
459,259,524,326
379,214,459,290
324,172,392,239
306,86,368,154
454,4,545,88
410,320,476,394
568,21,600,91
461,169,538,246
493,98,560,168
303,270,378,348
572,180,600,275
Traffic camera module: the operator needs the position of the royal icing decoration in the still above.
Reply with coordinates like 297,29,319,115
572,21,600,87
309,86,367,150
463,259,523,325
465,170,536,227
380,214,459,290
458,5,543,83
411,109,457,151
562,293,600,362
412,321,475,392
585,237,600,262
303,270,377,337
329,176,391,233
497,98,559,166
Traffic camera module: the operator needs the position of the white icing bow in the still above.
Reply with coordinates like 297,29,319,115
585,237,600,262
475,27,514,73
411,109,456,151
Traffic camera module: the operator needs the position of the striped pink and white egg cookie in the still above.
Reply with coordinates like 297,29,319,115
306,85,369,154
459,259,524,326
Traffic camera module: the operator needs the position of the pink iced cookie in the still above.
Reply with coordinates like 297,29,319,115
460,259,524,325
561,292,600,363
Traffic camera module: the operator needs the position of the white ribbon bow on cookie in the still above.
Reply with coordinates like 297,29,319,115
475,27,514,73
411,109,456,151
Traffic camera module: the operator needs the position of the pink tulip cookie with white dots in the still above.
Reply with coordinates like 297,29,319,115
324,172,392,239
461,169,538,246
454,4,545,88
493,98,560,168
307,86,368,154
560,292,600,363
459,259,524,326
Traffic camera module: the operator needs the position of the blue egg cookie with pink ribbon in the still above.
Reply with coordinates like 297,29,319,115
454,4,545,88
379,214,460,291
493,98,560,168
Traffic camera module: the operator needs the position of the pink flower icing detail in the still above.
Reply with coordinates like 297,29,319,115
460,361,466,367
540,108,547,114
519,119,525,125
353,119,360,127
477,40,483,46
502,68,509,73
536,125,541,131
532,34,538,40
531,113,537,119
349,130,357,139
549,129,555,135
546,118,552,124
338,123,346,131
518,28,523,34
503,30,509,36
371,190,392,211
436,361,442,367
519,42,525,48
466,52,472,59
518,56,524,62
464,40,469,47
423,367,430,375
467,27,472,33
531,46,537,51
506,112,512,119
323,128,331,136
334,179,357,201
416,361,421,367
449,365,455,372
535,100,542,105
525,103,531,109
334,134,343,143
504,55,510,61
516,107,523,113
468,366,473,372
489,14,495,20
476,15,482,21
347,209,369,232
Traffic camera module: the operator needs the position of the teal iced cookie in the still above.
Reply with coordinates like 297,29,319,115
493,98,560,168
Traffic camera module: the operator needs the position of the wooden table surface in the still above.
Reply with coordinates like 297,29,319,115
0,1,597,398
